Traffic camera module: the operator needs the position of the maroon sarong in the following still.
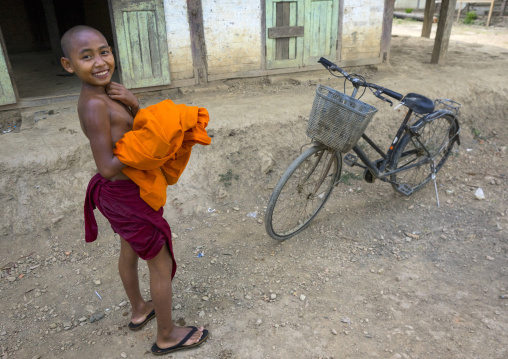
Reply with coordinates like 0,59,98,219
84,173,176,279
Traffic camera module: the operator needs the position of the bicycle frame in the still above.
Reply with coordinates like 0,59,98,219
340,88,459,186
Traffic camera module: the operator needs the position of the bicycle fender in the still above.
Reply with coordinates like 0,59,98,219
412,110,461,145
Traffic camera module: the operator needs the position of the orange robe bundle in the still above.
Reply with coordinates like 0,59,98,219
113,99,211,211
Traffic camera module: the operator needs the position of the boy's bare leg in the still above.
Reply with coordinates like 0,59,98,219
119,237,154,324
147,243,204,349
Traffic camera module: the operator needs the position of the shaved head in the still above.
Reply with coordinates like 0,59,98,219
61,25,107,58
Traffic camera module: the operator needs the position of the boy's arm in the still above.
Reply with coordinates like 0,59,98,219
82,98,127,179
106,82,140,117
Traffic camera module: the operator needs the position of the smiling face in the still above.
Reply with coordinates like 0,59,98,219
60,28,115,88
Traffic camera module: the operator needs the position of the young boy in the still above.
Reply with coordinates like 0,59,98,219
60,25,208,355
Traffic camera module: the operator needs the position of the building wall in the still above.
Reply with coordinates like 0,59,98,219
163,0,195,81
201,0,263,76
162,0,384,81
394,0,425,10
341,0,384,61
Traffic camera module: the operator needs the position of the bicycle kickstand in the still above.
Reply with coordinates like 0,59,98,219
431,162,440,208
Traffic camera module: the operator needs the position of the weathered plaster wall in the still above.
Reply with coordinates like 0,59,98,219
394,0,425,10
201,0,263,75
161,0,384,81
163,0,195,80
341,0,384,61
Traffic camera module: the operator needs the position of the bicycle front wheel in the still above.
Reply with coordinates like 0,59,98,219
390,114,459,193
265,145,342,241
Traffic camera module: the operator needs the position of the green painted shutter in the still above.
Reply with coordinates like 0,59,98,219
110,0,170,89
303,0,339,66
266,0,304,69
0,28,16,106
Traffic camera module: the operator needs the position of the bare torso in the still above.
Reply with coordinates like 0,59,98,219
78,89,134,181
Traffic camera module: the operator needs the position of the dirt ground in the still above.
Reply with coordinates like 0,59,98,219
1,21,507,359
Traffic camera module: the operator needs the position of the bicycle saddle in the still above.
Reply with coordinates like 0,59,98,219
402,93,435,114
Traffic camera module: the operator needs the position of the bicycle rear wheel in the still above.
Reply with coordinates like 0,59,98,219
390,113,459,193
265,144,341,241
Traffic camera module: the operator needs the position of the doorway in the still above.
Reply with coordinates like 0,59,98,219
0,0,118,99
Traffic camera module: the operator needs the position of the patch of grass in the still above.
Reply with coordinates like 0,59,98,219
219,169,239,187
405,8,413,13
471,127,482,139
463,11,477,24
340,170,362,185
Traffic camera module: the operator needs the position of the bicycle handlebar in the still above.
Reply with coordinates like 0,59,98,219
318,57,404,102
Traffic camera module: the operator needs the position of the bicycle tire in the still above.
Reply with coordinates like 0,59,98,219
265,144,341,241
389,113,459,193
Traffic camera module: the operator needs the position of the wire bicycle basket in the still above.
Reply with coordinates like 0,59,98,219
306,85,378,153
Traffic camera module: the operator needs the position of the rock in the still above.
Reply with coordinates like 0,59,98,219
260,152,275,174
7,276,16,282
51,215,64,224
93,279,101,285
331,328,337,335
121,353,127,358
89,313,105,323
300,294,306,301
202,296,209,301
118,301,127,307
256,318,262,326
341,317,351,324
271,294,277,300
475,188,485,200
198,311,205,318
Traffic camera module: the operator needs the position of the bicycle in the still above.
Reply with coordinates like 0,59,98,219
265,57,461,241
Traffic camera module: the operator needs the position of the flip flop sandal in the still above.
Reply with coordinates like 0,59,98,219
151,326,209,355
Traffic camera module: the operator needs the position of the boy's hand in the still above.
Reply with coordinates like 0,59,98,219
106,82,140,116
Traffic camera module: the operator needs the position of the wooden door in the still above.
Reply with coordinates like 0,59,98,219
266,0,305,69
109,0,171,89
0,27,17,106
266,0,339,70
303,0,339,66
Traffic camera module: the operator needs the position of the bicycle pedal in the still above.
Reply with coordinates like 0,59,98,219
397,183,413,196
344,153,358,167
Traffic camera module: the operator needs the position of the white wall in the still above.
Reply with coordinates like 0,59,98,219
161,0,385,81
395,0,425,10
201,0,262,76
341,0,384,61
163,0,194,81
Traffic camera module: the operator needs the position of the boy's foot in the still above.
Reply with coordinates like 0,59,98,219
128,301,156,331
151,326,209,355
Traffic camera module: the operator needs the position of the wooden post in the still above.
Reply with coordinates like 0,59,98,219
456,2,462,22
500,0,507,16
486,0,495,26
431,0,457,65
421,0,436,38
380,0,395,63
187,0,208,84
41,0,62,64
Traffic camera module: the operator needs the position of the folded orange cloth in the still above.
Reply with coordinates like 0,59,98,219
113,99,211,211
